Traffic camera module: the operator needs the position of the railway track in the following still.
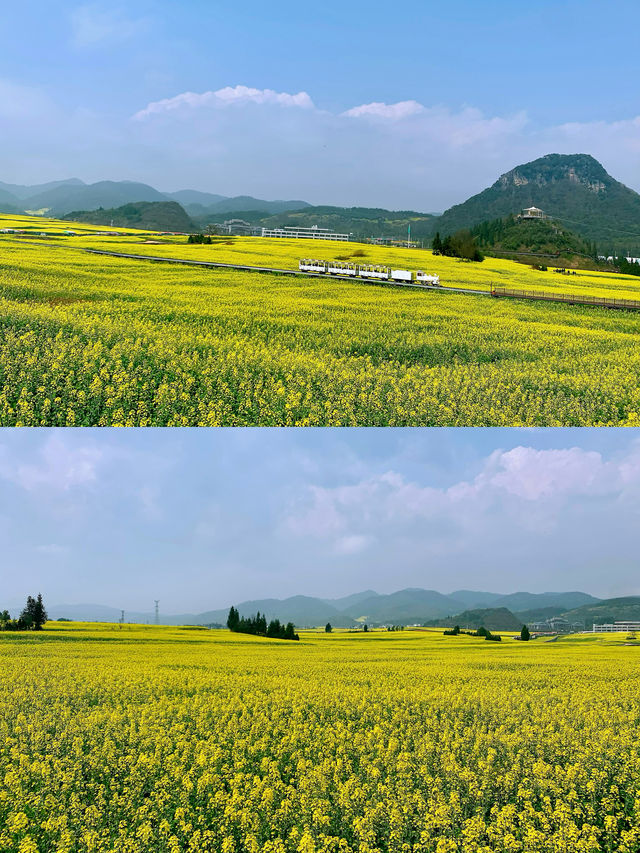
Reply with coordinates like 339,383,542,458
8,239,640,311
81,247,487,295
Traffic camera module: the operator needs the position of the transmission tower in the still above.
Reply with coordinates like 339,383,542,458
154,600,159,625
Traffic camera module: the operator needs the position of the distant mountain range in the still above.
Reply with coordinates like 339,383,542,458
40,588,603,628
3,153,640,252
0,178,310,220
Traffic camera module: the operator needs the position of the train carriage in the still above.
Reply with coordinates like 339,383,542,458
358,264,390,280
299,259,327,273
389,269,412,283
298,259,441,287
327,261,358,276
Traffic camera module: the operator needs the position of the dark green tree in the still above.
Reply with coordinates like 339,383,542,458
19,596,36,629
226,606,239,631
32,594,47,630
520,624,531,642
267,618,282,638
325,622,332,633
431,232,443,254
363,624,368,633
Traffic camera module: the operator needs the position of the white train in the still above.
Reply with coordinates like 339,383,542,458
299,259,440,286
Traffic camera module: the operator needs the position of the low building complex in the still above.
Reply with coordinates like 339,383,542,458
262,225,350,241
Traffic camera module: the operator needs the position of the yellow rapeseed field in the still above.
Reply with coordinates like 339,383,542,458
4,218,640,426
1,624,639,853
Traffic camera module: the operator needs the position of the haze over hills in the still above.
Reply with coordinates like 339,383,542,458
0,178,311,220
40,588,605,628
433,607,524,632
2,153,640,252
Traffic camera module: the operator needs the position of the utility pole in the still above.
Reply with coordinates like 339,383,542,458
154,600,159,625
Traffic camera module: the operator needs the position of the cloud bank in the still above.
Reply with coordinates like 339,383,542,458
1,431,639,608
3,76,640,209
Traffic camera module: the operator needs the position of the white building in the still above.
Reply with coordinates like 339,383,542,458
520,206,546,219
261,225,350,241
592,621,640,632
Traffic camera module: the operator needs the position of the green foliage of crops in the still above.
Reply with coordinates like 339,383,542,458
3,223,640,425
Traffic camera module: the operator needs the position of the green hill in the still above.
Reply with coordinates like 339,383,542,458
433,607,522,631
514,606,567,623
63,201,194,232
562,596,640,626
471,214,592,258
341,588,460,624
435,154,640,255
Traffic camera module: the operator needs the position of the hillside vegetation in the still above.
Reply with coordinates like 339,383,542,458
63,201,194,232
472,214,593,257
199,205,437,241
436,153,640,255
434,607,523,631
563,596,640,626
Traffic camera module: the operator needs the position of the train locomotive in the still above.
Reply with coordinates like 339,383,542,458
299,259,440,286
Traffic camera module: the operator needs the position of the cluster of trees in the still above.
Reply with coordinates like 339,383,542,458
443,623,532,642
443,624,502,642
616,256,640,277
187,233,213,244
227,607,299,641
469,214,593,258
432,230,484,262
0,594,48,631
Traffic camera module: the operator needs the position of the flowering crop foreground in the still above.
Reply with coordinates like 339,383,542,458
3,225,640,425
1,624,639,853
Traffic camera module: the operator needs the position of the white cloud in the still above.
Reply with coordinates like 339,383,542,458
343,100,424,120
5,77,640,212
133,85,315,120
70,3,147,47
474,447,613,500
283,444,640,552
0,435,102,492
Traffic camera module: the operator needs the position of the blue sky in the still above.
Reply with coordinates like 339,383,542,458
2,0,640,208
2,428,639,612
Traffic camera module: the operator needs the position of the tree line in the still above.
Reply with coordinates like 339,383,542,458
443,624,502,641
0,594,48,631
443,623,531,642
227,607,299,641
431,230,484,262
